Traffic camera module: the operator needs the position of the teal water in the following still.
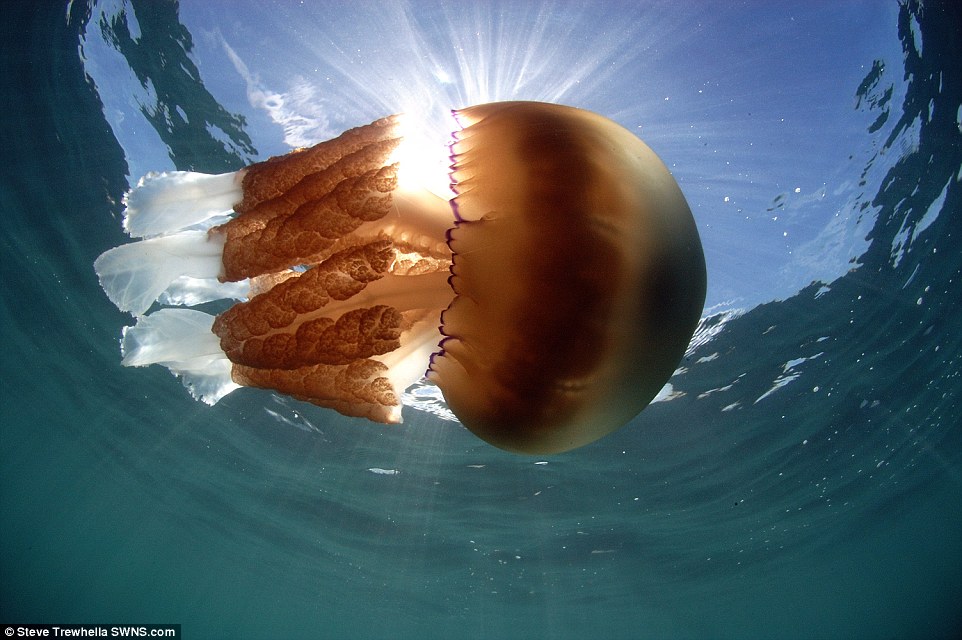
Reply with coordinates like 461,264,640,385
2,2,961,638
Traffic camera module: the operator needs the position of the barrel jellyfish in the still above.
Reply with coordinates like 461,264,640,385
95,101,706,454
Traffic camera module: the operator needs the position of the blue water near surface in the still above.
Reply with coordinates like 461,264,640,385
2,2,961,638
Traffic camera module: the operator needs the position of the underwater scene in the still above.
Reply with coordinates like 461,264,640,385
2,1,960,638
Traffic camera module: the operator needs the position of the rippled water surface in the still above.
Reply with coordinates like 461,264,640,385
2,2,960,638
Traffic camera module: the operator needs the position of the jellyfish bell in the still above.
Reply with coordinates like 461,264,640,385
433,102,706,453
95,101,706,454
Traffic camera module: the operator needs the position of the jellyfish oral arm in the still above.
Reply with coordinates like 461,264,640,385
123,170,245,238
94,230,231,316
96,115,456,422
119,308,239,405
